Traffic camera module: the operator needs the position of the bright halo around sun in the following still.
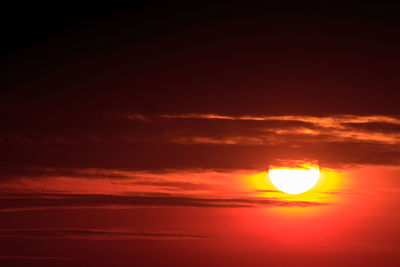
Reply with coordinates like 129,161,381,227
269,165,320,195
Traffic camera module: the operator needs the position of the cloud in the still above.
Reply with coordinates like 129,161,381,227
141,113,400,145
0,228,210,240
0,166,136,181
129,113,400,125
0,168,237,197
123,113,400,168
343,121,400,134
2,112,400,171
0,193,326,212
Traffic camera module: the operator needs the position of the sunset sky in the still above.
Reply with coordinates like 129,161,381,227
2,2,400,266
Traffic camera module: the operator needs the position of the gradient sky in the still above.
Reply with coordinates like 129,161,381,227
2,2,400,266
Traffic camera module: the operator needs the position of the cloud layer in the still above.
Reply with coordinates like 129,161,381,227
0,228,210,240
1,113,400,171
0,192,325,212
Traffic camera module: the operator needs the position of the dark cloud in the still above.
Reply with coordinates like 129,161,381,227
2,139,400,173
0,166,133,181
0,193,326,212
124,180,218,191
0,228,210,240
313,141,400,168
2,113,400,173
343,122,400,134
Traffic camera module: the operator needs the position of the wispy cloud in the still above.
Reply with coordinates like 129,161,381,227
129,113,400,125
128,113,400,145
0,228,211,240
3,112,400,171
0,192,327,212
123,113,400,168
0,168,241,196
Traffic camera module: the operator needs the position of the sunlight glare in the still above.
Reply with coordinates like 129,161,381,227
269,166,320,195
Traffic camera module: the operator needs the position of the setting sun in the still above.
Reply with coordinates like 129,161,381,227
269,166,320,195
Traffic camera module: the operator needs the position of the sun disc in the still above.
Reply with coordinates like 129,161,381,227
269,167,320,194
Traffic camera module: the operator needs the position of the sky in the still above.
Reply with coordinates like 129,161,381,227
2,2,400,266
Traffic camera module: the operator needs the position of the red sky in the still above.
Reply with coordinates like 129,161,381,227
1,2,400,266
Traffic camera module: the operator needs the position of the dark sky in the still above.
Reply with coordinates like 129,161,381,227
3,2,400,115
2,2,400,170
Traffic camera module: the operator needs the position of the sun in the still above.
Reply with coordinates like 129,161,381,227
269,166,320,194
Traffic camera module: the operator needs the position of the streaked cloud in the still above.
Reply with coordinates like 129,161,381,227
0,192,327,212
124,113,400,168
2,112,400,171
0,228,210,240
127,113,400,145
